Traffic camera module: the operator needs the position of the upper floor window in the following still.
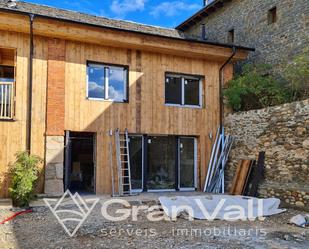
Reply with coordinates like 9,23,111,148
268,7,277,25
0,48,15,120
87,62,128,102
165,73,202,107
228,29,235,43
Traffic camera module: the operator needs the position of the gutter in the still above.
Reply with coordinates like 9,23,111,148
219,46,236,132
26,13,34,152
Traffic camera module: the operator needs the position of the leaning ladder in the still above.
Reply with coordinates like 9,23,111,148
115,128,132,196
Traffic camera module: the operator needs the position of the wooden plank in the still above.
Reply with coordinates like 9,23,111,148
230,159,252,195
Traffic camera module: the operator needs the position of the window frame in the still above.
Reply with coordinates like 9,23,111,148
86,61,129,103
0,47,16,121
268,6,277,25
228,29,235,44
164,72,203,108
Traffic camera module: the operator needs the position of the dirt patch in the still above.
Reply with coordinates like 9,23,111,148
0,202,308,249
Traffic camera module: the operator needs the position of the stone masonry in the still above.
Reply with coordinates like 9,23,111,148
45,136,64,195
225,99,309,209
185,0,309,72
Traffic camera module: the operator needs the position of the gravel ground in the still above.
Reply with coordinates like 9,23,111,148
0,199,308,249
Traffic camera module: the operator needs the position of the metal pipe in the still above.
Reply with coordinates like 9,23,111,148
219,46,236,132
26,13,34,152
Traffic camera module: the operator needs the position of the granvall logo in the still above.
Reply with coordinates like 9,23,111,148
45,193,283,237
44,190,99,237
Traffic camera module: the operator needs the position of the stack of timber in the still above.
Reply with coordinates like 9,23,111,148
203,127,234,193
230,152,265,197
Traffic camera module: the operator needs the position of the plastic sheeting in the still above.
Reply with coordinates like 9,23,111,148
159,195,286,220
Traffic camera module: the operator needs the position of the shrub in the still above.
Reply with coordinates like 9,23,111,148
224,64,288,111
9,151,42,207
283,47,309,101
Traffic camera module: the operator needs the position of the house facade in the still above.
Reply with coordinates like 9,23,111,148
177,0,309,72
0,1,251,197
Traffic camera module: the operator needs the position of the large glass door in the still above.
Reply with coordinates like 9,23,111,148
179,137,196,190
129,136,143,192
146,136,176,191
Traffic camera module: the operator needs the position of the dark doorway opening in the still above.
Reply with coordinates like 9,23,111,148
65,132,95,194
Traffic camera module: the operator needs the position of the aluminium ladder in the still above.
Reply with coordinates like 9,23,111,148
115,128,132,196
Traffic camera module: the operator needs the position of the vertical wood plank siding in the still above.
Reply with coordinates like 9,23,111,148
0,33,222,196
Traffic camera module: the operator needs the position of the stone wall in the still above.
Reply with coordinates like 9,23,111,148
185,0,309,72
44,136,64,195
224,99,309,208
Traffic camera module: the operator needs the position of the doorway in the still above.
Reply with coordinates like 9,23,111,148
146,136,176,191
128,135,197,192
64,132,95,194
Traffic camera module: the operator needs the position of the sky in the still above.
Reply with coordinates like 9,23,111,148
22,0,204,28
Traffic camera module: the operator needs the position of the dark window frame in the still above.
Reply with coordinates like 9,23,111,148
268,7,277,25
165,72,203,108
86,61,129,103
228,29,235,44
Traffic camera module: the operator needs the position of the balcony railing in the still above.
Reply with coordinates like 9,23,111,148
0,81,14,119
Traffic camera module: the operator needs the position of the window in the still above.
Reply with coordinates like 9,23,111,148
228,29,235,43
268,7,277,24
165,73,202,107
201,24,207,40
87,62,128,102
0,48,15,120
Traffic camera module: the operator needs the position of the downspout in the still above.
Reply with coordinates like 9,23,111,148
219,46,236,132
26,13,35,152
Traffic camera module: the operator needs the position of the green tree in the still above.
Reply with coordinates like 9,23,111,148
283,47,309,101
224,64,288,111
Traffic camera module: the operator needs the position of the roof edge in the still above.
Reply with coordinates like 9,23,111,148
176,0,227,31
0,7,254,52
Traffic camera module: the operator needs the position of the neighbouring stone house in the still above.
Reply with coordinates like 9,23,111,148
177,0,309,72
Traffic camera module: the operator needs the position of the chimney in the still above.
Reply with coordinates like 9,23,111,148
203,0,209,6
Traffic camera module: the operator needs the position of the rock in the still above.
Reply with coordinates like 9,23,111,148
295,201,305,207
45,179,64,195
303,139,309,149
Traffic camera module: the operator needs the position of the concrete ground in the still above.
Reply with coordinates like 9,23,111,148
0,192,308,249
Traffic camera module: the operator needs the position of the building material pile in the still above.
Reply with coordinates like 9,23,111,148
230,152,265,197
203,127,234,193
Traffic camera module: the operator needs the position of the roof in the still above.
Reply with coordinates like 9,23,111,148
0,0,254,51
176,0,231,31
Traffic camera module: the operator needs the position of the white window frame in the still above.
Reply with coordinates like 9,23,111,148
178,137,197,191
165,73,202,108
86,62,128,102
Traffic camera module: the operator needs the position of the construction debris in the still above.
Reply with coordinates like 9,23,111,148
159,195,286,220
204,127,234,193
230,159,253,195
229,152,265,197
290,214,309,228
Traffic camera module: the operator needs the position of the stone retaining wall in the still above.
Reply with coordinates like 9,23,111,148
225,99,309,208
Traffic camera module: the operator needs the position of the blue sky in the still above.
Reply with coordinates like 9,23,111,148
23,0,203,28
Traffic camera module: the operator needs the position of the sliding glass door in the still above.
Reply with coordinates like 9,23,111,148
146,136,176,191
128,135,196,191
179,137,196,190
